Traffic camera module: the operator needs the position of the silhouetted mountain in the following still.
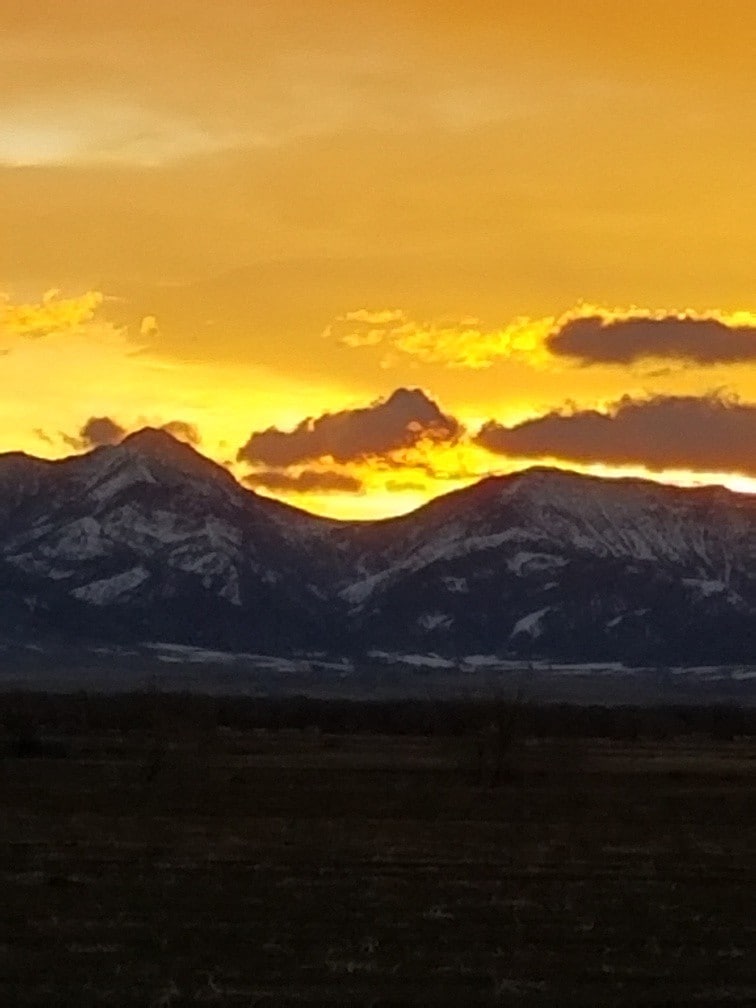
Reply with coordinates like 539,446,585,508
0,433,753,662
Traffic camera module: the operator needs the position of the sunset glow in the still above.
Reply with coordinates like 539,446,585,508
2,2,755,518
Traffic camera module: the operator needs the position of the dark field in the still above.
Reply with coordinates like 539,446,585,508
1,694,755,1007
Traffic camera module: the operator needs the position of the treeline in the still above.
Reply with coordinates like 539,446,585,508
1,690,754,742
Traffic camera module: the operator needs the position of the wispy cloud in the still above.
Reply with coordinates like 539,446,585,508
325,309,551,369
1,289,103,339
244,468,364,495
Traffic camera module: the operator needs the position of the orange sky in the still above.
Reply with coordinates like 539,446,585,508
1,2,755,517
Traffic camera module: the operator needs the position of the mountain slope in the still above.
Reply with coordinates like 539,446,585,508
0,430,346,649
0,434,753,661
337,468,755,661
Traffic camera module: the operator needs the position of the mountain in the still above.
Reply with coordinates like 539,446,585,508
0,430,345,650
339,468,755,662
0,431,754,662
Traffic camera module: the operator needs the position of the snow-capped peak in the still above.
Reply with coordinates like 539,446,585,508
0,451,752,662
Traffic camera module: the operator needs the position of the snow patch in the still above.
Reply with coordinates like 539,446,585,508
398,653,456,669
87,459,157,502
41,517,107,561
71,566,151,605
8,555,75,580
417,611,453,631
365,650,455,669
506,551,568,576
510,607,551,639
219,568,242,606
341,527,541,604
682,578,727,597
462,654,503,668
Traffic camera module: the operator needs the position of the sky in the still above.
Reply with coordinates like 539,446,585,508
1,1,755,518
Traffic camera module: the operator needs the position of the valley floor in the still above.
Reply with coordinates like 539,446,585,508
1,640,755,705
1,705,755,1006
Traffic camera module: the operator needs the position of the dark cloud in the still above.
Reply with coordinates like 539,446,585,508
475,394,756,476
385,478,427,492
548,314,756,365
376,455,485,482
80,416,127,448
237,387,461,467
160,419,200,445
244,469,364,495
66,416,200,451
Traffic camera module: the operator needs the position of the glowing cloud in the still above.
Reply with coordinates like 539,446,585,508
328,303,756,371
326,309,552,369
1,290,103,340
140,315,160,339
237,387,461,467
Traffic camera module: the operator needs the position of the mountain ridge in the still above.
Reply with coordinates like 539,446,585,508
3,433,752,521
0,430,753,663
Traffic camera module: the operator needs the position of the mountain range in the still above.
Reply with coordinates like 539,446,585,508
0,428,753,663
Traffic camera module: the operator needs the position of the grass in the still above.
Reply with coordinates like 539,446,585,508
1,693,755,1005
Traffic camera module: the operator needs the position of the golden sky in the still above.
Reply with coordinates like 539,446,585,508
2,1,755,517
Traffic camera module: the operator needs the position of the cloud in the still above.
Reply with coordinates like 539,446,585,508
67,416,200,451
475,394,756,476
160,419,200,444
140,315,160,339
244,469,364,495
237,387,461,466
547,309,756,366
328,304,756,371
326,309,549,369
385,478,427,493
1,289,103,339
331,308,408,348
79,415,127,448
33,428,55,446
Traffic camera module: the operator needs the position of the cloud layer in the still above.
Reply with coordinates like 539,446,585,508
326,309,548,369
329,305,756,371
237,387,460,467
476,394,756,476
244,469,364,495
548,312,756,365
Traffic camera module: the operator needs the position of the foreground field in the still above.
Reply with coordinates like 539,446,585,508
1,696,755,1006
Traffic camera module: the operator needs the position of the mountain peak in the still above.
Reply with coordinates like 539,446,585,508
122,426,190,455
118,427,235,487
